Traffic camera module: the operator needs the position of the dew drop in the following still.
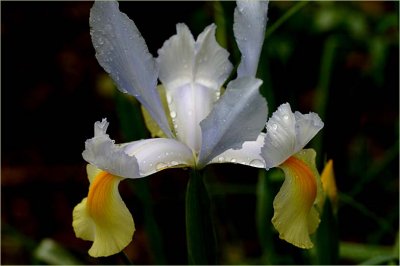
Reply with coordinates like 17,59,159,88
156,162,167,171
249,159,265,168
218,156,224,162
283,114,289,120
170,111,177,118
272,123,278,130
231,158,237,163
166,95,173,104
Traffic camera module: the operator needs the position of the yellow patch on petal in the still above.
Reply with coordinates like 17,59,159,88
72,167,135,257
272,149,321,249
141,85,174,138
321,159,338,211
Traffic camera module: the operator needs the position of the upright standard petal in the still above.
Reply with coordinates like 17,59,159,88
90,1,171,137
198,77,268,167
261,103,324,169
122,138,195,177
157,24,232,153
73,164,135,257
271,149,321,249
234,0,269,77
82,119,140,179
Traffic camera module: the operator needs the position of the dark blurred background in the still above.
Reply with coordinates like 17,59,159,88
1,1,399,265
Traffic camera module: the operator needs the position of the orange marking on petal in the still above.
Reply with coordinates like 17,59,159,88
87,171,116,220
282,155,317,205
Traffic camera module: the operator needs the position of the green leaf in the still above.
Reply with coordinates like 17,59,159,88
316,198,339,264
186,170,217,265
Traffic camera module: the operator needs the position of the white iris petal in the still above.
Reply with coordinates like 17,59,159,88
198,77,268,167
82,119,140,179
157,23,233,153
90,1,172,137
234,0,269,77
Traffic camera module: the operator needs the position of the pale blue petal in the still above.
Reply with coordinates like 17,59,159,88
82,119,140,179
234,0,269,77
198,77,268,167
90,1,171,137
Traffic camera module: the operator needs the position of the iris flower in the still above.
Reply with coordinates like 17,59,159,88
73,0,270,257
73,0,325,257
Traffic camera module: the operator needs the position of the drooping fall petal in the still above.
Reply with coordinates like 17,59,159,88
73,165,135,257
122,137,195,177
82,119,140,179
261,103,324,170
271,149,321,249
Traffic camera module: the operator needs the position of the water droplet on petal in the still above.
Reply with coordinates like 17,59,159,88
249,159,265,168
218,156,224,162
156,162,168,171
283,114,289,120
170,111,177,118
166,95,173,104
105,24,112,31
231,158,237,163
272,123,278,130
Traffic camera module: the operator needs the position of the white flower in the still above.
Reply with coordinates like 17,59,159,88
73,0,269,257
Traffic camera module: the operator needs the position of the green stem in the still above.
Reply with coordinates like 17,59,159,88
186,169,217,265
256,170,277,264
